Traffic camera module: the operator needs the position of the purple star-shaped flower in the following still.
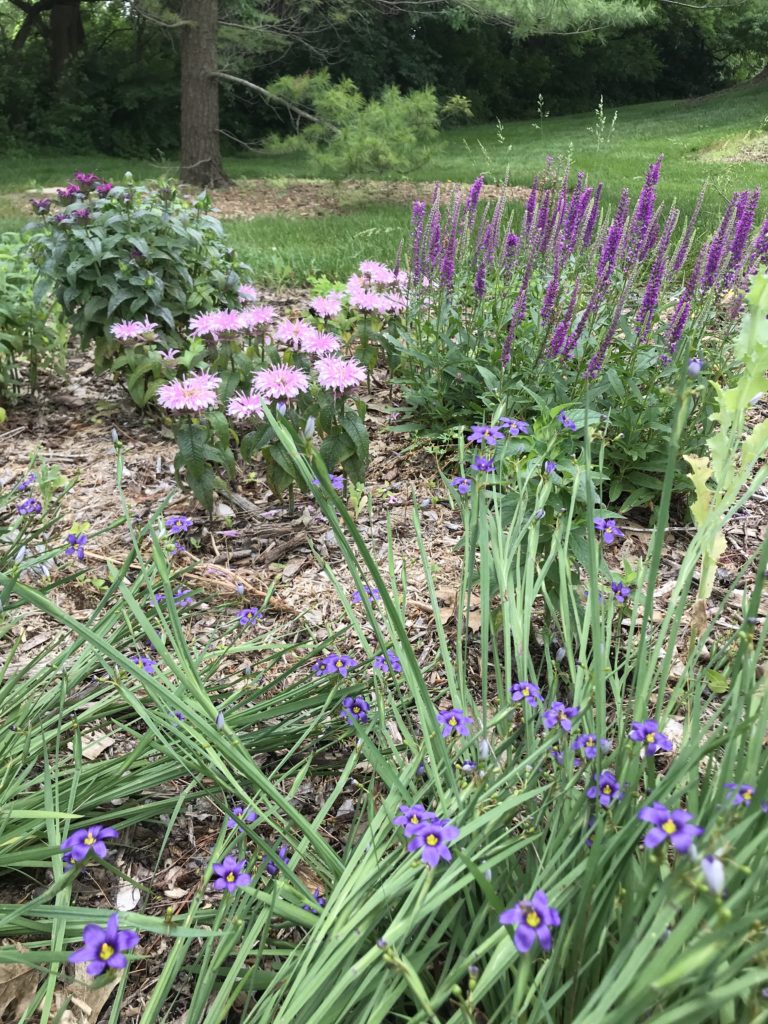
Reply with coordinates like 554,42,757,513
500,417,530,436
61,824,119,867
129,655,157,675
472,455,495,473
724,783,754,807
165,515,193,535
212,855,252,892
351,585,380,604
542,701,580,732
450,476,472,494
340,695,370,724
302,887,326,913
437,707,473,738
637,802,703,852
68,914,140,976
610,581,631,603
510,680,541,706
315,653,358,678
226,806,258,830
393,803,437,837
467,424,505,446
407,819,460,867
587,770,624,807
557,411,577,432
593,518,624,544
17,497,42,515
65,533,88,561
499,889,560,954
628,719,673,756
373,649,402,673
238,606,263,626
263,844,290,877
571,734,610,760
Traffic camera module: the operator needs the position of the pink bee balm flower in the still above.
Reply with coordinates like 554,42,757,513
188,312,220,338
157,372,221,412
359,260,396,285
238,283,260,303
252,363,310,401
227,391,265,420
111,318,157,341
310,294,343,319
237,305,276,330
301,330,341,356
273,318,317,348
315,355,366,392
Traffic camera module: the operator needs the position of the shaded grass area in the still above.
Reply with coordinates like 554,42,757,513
1,81,767,282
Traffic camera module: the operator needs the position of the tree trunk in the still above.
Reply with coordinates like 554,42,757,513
50,1,84,80
179,0,230,188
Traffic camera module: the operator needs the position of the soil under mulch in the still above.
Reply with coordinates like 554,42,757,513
12,178,530,221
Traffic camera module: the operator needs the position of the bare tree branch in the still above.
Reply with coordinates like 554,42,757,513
211,71,340,133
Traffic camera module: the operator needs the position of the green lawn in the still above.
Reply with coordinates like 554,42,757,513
3,80,767,282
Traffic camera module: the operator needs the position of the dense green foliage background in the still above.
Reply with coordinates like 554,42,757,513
1,0,766,157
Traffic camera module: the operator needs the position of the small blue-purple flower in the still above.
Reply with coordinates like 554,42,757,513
130,655,157,675
302,887,326,913
724,783,754,807
500,417,530,436
450,476,472,494
65,533,87,560
340,695,370,724
542,701,579,732
212,855,251,892
593,517,624,544
61,824,119,867
373,648,402,673
688,356,703,377
393,803,436,837
472,455,495,473
16,472,37,491
351,585,379,604
557,411,577,432
510,680,541,706
638,802,703,853
467,424,505,446
264,844,290,877
315,653,358,678
165,514,193,535
571,734,610,760
153,588,194,608
407,819,460,868
499,889,560,954
544,460,557,475
226,806,258,830
628,719,673,755
238,606,263,626
437,707,473,738
68,914,139,976
610,581,631,603
17,497,42,515
587,770,624,807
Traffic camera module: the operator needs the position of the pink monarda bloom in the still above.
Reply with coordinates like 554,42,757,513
237,305,276,331
301,330,341,356
227,391,265,420
188,309,241,339
111,317,157,341
310,294,343,319
157,372,221,412
252,362,310,401
358,260,396,286
315,355,366,392
348,287,394,315
238,283,260,303
273,318,317,348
